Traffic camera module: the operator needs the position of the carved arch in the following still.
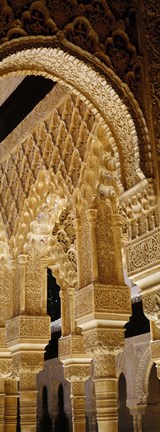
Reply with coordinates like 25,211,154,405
0,45,150,189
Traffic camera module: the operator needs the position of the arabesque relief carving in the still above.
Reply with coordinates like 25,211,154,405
75,284,130,320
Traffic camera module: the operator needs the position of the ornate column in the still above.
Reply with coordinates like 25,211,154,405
0,233,14,431
83,327,125,432
59,333,91,432
5,221,52,431
4,378,18,432
74,194,131,432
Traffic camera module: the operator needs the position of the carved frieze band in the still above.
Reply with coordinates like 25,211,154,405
125,227,160,275
5,315,51,344
75,283,131,319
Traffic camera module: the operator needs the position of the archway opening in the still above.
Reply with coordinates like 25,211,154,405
118,373,133,432
45,268,61,361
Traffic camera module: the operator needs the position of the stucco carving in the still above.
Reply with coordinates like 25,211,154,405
0,359,12,378
12,352,44,374
6,316,51,343
136,346,151,403
0,0,148,118
0,82,70,162
64,364,91,383
125,227,160,276
75,283,130,319
94,354,116,378
59,334,85,358
120,181,158,242
84,328,124,356
0,46,149,191
142,290,160,322
142,0,160,175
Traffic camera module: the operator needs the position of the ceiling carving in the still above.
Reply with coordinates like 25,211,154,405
0,91,99,243
0,81,70,161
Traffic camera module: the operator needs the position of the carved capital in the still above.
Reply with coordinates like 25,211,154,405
0,358,12,378
142,291,160,322
64,364,91,383
12,352,44,380
59,334,86,360
94,354,116,379
84,328,124,356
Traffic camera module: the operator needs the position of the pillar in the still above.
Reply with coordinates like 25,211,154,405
4,378,18,432
18,372,38,432
94,355,118,432
59,334,92,432
5,238,51,431
74,194,131,432
0,248,14,432
0,379,5,432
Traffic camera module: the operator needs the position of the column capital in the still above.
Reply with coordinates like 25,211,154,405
64,363,91,383
84,328,124,357
142,289,160,322
59,333,91,360
94,353,116,379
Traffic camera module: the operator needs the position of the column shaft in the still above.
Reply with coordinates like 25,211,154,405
70,382,86,432
19,389,37,432
94,378,118,432
4,379,18,432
